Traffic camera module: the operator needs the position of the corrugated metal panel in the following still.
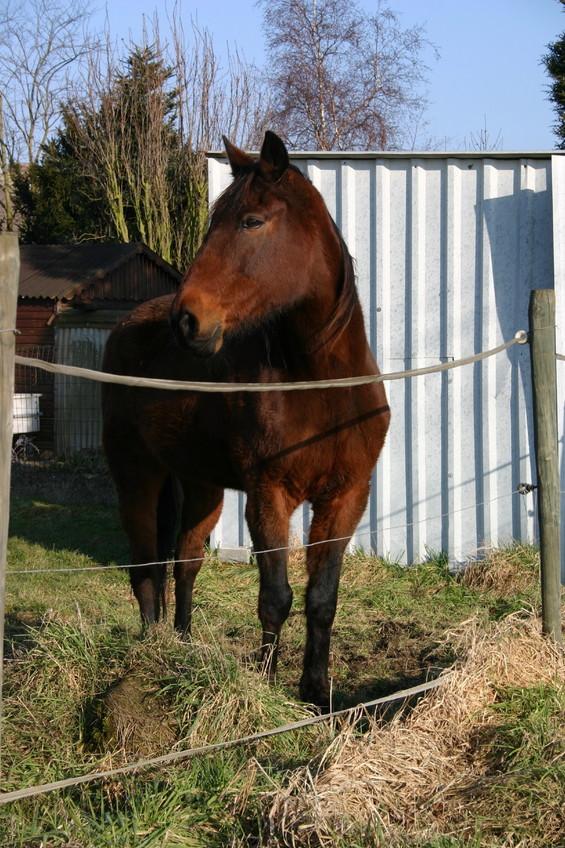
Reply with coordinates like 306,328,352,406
207,152,556,565
55,326,111,455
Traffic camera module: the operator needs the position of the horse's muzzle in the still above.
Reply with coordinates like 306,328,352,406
170,308,223,357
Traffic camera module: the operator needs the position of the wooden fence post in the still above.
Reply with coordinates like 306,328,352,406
0,231,20,767
529,289,563,646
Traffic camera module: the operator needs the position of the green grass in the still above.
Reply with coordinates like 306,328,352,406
2,617,321,847
1,496,560,847
464,683,565,842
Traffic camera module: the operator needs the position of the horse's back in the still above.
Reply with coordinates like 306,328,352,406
102,295,177,379
101,295,241,489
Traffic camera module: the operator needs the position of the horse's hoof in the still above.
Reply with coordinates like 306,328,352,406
299,681,331,714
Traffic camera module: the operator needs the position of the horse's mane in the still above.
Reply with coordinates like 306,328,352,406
308,222,358,353
208,165,359,352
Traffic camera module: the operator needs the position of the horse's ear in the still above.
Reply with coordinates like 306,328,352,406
258,131,289,182
223,136,254,177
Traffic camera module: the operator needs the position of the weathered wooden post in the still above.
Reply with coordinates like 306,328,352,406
529,289,563,646
0,231,20,766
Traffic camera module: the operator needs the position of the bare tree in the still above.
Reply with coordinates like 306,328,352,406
464,117,504,152
64,27,177,258
260,0,434,150
166,13,273,261
0,0,93,229
0,0,93,165
169,11,272,151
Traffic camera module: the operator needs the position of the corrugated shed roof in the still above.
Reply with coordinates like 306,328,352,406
18,243,182,300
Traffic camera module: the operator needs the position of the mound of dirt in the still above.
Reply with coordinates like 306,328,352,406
97,674,176,759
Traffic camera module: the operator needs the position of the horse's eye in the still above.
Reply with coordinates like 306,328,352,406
241,216,264,230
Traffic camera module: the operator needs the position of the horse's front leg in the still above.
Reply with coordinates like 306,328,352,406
302,481,371,710
246,488,294,682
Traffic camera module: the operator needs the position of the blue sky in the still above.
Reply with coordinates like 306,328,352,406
92,0,564,151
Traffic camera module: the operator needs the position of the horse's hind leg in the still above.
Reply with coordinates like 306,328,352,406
173,483,224,634
111,462,169,628
301,481,371,710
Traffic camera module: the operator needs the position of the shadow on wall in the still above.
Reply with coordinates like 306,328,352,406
483,183,554,560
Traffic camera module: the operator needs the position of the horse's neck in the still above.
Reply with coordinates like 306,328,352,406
289,295,372,378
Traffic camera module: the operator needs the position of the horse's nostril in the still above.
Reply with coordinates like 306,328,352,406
171,308,222,356
171,308,199,347
180,310,199,341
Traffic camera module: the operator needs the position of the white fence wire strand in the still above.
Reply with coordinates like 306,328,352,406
7,331,535,578
14,331,527,393
6,486,526,576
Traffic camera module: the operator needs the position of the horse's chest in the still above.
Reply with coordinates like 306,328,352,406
149,389,381,495
228,393,357,482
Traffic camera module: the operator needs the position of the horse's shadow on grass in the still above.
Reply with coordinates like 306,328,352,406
3,612,44,659
9,498,129,566
329,668,448,722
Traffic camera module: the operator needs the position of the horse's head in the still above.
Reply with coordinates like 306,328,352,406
170,131,343,356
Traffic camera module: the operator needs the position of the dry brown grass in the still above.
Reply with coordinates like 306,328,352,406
459,544,540,597
266,610,565,847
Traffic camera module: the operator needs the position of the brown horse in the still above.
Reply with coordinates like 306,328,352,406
102,131,390,708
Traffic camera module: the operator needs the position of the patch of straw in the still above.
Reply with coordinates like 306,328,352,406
460,545,540,597
266,610,565,847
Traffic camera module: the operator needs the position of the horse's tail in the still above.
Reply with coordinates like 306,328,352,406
156,474,183,618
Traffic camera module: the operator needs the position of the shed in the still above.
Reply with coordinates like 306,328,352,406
16,243,182,456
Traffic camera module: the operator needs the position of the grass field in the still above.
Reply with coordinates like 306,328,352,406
2,496,564,847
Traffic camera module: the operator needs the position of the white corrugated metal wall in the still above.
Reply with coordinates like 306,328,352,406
207,151,558,568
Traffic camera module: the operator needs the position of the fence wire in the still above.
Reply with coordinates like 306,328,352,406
14,330,527,393
7,330,537,577
0,673,450,805
6,485,527,576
